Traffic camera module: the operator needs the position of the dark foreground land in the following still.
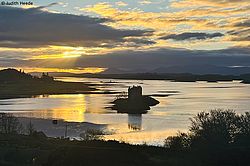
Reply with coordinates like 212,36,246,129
1,133,250,166
0,69,99,99
1,109,250,166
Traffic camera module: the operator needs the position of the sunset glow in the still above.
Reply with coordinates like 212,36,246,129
0,67,106,74
0,0,249,72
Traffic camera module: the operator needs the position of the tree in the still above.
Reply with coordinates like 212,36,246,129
189,109,240,146
164,109,250,150
26,120,36,136
235,112,250,144
0,113,23,134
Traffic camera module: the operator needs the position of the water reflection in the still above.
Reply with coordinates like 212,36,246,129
128,114,142,131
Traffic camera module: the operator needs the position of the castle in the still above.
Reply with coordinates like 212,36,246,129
128,86,142,100
112,85,159,114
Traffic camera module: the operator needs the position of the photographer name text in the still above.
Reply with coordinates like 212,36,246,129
1,1,33,5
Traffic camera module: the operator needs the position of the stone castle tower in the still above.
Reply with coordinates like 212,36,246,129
128,86,142,100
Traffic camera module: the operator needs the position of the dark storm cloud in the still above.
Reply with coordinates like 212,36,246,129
74,47,250,69
160,32,224,41
0,6,151,48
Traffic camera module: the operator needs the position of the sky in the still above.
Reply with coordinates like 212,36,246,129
0,0,249,73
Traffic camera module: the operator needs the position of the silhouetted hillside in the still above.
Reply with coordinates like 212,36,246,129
96,65,250,75
30,71,73,77
0,68,34,82
0,68,96,99
100,68,129,74
0,68,54,83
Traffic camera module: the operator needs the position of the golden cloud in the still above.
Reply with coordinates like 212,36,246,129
83,2,249,49
171,0,250,8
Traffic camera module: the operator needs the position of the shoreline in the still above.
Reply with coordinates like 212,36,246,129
0,90,119,100
58,73,250,84
17,117,107,139
0,80,119,100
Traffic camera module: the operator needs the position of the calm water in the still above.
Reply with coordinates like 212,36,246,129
1,77,250,145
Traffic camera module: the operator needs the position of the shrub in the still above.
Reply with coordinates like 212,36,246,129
165,109,250,150
80,129,105,141
164,132,190,150
189,109,240,146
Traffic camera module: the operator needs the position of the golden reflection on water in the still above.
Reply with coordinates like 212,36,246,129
29,94,113,122
34,94,87,122
49,108,85,122
9,93,113,123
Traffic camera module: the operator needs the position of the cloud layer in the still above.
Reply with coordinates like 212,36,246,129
160,32,224,41
0,1,249,72
0,6,150,48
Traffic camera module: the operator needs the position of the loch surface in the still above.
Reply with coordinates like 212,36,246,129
1,77,250,145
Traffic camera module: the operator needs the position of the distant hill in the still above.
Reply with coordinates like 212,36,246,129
29,68,136,77
28,65,250,77
0,68,54,83
151,65,250,75
91,65,250,75
99,68,143,74
75,72,250,84
30,72,74,77
0,68,34,82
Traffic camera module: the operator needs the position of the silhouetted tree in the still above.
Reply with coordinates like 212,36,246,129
235,112,250,145
26,120,36,136
189,109,240,147
164,109,250,150
0,113,23,134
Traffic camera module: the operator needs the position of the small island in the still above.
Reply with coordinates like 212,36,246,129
111,86,159,114
0,68,97,99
